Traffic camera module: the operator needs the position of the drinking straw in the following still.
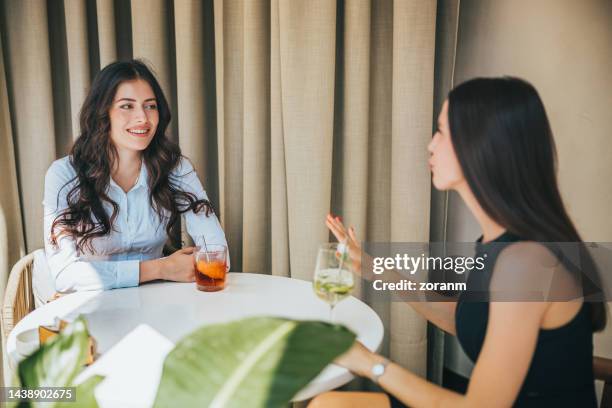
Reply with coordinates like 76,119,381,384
337,239,347,272
200,235,211,262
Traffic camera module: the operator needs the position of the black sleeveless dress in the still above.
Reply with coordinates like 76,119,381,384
455,232,597,407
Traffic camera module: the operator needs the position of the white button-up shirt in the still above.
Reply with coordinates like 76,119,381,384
43,156,229,292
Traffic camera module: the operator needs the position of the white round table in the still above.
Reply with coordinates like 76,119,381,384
7,273,384,405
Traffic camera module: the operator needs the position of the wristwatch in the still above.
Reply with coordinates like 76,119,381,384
371,358,390,384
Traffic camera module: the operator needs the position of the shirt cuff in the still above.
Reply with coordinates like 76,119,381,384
114,260,141,289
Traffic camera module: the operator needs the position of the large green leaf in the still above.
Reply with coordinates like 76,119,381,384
154,317,356,408
13,316,101,408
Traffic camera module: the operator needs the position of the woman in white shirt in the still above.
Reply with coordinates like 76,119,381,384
43,59,228,293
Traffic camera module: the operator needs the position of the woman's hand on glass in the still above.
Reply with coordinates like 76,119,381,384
160,247,196,282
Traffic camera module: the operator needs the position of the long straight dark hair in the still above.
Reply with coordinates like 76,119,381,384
51,60,215,252
448,77,606,332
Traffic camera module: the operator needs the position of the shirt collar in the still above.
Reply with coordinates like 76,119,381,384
109,162,148,193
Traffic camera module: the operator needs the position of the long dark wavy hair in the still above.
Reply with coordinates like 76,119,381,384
50,59,215,252
448,77,607,332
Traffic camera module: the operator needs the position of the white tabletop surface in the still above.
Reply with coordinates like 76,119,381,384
7,272,384,405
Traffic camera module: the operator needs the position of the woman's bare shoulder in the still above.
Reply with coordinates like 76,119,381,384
490,242,570,300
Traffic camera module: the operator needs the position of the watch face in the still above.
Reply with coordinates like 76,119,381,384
372,363,385,376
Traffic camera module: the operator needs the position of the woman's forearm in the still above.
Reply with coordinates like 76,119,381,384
49,257,141,291
351,351,464,407
339,344,472,408
406,301,456,334
378,361,467,408
374,266,457,334
139,258,165,283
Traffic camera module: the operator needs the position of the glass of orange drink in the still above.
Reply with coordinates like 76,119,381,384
194,244,228,292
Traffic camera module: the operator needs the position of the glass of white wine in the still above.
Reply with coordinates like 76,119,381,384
313,242,355,321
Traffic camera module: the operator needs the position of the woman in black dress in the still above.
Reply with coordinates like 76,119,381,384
315,77,607,407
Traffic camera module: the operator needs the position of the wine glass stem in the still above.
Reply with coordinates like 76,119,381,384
330,304,336,322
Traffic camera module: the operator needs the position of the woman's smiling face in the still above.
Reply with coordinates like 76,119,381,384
427,100,466,191
109,79,159,153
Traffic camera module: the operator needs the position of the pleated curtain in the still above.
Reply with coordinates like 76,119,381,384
0,0,458,386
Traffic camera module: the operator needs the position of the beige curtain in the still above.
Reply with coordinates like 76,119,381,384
0,0,449,384
429,0,460,384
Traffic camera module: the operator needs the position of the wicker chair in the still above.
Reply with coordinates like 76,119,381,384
1,252,37,386
1,252,36,361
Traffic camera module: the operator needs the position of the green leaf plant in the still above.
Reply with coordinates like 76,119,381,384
154,317,356,408
10,316,356,408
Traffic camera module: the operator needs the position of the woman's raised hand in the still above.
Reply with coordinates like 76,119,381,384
325,214,363,276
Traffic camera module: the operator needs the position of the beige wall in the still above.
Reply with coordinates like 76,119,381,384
442,0,612,388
